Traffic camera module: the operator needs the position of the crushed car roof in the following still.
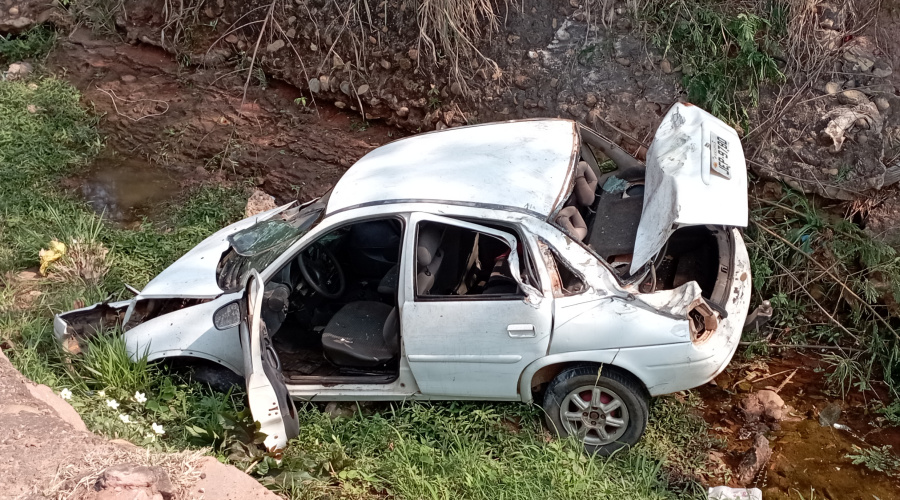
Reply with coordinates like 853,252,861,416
326,119,579,218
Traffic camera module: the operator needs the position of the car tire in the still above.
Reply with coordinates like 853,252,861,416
542,364,649,456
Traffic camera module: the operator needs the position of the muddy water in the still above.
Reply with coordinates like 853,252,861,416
80,155,181,225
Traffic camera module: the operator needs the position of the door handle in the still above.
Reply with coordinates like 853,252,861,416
507,324,535,338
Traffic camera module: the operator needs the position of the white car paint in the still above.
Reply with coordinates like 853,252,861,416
326,119,578,217
54,111,754,450
631,103,749,273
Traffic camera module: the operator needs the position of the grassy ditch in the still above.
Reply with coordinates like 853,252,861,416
638,0,787,128
0,30,724,499
745,188,900,399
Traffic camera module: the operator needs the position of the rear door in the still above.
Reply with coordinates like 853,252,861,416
400,213,553,399
240,270,299,452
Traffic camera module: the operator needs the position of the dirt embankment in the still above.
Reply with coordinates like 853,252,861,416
0,349,278,500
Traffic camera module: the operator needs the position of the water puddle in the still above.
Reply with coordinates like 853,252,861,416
79,154,181,225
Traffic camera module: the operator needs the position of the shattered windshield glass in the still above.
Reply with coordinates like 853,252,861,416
217,193,330,292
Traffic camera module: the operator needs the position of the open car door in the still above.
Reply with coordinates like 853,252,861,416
241,270,299,451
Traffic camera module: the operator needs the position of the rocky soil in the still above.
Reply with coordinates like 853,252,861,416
0,349,278,500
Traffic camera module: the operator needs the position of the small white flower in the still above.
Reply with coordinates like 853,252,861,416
119,414,131,424
151,423,165,435
59,388,72,400
98,390,106,397
106,399,119,410
134,391,147,404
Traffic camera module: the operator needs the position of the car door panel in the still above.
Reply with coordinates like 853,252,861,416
240,270,299,452
401,213,553,399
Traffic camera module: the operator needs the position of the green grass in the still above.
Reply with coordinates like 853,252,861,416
0,25,57,63
745,188,900,398
641,0,786,127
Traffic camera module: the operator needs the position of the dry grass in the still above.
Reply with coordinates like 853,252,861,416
43,446,206,499
50,238,111,286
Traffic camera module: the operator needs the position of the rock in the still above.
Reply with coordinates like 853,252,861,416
224,34,238,44
244,189,277,218
872,60,893,78
357,84,369,95
266,39,285,52
837,89,870,106
308,78,320,93
875,97,890,112
818,402,841,426
843,43,876,72
96,464,175,500
660,58,672,74
120,75,136,83
190,457,280,499
616,57,632,67
396,106,409,118
824,81,841,95
26,104,37,113
450,82,462,95
736,434,772,485
513,74,533,90
334,100,346,109
740,390,787,422
9,6,19,16
398,58,412,70
6,61,33,80
527,50,538,59
286,28,296,38
0,15,34,33
555,26,571,42
379,59,391,69
408,48,418,60
584,93,597,107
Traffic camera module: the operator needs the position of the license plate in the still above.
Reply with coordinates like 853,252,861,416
709,132,732,179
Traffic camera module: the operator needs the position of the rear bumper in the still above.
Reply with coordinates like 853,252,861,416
615,228,752,395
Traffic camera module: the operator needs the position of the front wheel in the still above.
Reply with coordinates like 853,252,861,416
542,364,649,456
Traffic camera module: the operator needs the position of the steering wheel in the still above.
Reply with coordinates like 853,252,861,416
298,242,346,299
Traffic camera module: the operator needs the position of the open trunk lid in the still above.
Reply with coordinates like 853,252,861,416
630,103,748,274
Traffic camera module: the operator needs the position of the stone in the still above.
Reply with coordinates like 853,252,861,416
818,402,841,426
286,28,296,38
120,75,136,83
357,84,369,95
379,59,391,70
872,60,893,78
513,74,534,90
450,82,462,95
26,383,87,432
334,101,346,109
824,81,841,95
660,58,672,74
584,93,597,107
396,106,409,118
224,34,238,44
6,61,33,79
527,50,538,59
555,27,570,42
266,39,284,52
244,190,276,218
408,48,418,60
616,57,632,67
9,6,19,16
308,78,320,93
740,390,787,422
736,434,772,485
874,97,890,112
837,89,869,106
190,457,279,499
96,464,174,500
309,43,317,51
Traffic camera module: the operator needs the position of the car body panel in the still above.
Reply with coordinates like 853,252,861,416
631,103,749,273
326,119,579,218
400,213,554,398
138,203,296,299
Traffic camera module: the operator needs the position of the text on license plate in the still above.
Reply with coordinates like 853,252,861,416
709,132,732,179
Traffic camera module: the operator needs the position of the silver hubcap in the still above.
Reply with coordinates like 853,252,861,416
560,385,629,446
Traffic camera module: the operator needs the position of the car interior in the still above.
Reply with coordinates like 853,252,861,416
555,127,724,298
262,217,527,384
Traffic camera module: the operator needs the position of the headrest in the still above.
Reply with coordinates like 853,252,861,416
417,226,443,266
556,206,588,241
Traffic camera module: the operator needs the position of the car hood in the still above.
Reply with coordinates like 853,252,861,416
631,103,748,274
138,203,295,299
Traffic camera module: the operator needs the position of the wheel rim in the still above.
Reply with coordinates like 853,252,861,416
559,384,629,446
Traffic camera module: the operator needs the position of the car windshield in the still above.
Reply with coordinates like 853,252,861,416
217,193,330,292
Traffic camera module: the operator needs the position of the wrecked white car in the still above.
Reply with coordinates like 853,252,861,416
55,103,751,454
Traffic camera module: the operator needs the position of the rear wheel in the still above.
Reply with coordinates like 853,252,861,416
542,364,649,455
